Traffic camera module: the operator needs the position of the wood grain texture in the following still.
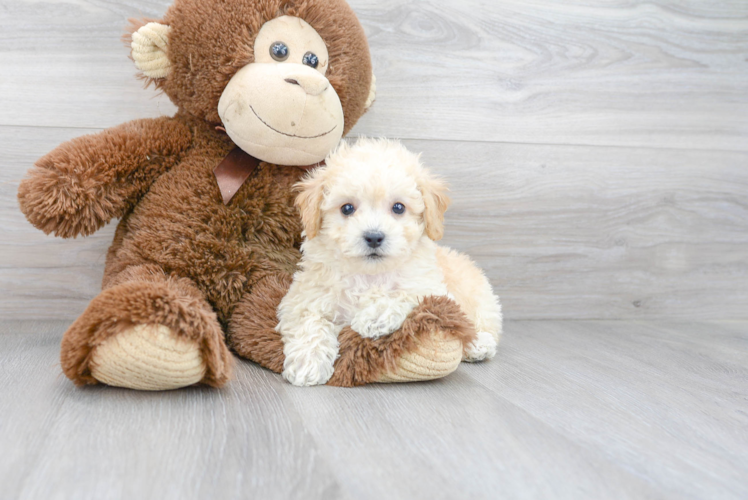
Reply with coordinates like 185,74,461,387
1,320,746,499
4,126,747,320
464,320,748,500
1,0,747,150
0,321,342,500
2,0,747,320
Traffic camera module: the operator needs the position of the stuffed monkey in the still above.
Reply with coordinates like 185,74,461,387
18,0,475,390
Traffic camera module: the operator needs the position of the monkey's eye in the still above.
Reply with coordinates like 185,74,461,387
392,203,405,215
302,51,319,69
270,42,289,61
341,204,356,216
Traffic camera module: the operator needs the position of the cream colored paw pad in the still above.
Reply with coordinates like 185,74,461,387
90,324,206,391
377,330,463,383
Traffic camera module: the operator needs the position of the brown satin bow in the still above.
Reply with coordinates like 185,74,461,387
213,146,324,205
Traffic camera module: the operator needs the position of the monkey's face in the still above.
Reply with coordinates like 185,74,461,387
128,0,374,167
217,16,344,166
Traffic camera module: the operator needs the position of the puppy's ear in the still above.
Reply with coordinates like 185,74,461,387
294,170,326,239
418,171,451,241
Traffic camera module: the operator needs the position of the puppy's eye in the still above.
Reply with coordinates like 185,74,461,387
341,204,356,216
392,202,405,215
270,42,289,61
302,51,319,69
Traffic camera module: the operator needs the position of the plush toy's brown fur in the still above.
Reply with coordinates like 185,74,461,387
126,0,372,134
18,0,475,388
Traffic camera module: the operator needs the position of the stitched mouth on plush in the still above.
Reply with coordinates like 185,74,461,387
249,105,337,140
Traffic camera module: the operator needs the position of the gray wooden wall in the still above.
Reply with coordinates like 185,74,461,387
1,0,747,321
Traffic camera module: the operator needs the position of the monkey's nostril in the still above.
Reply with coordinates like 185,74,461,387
285,78,300,86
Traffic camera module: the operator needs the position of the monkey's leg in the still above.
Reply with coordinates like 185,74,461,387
61,264,233,390
331,296,476,386
227,272,476,386
226,272,292,374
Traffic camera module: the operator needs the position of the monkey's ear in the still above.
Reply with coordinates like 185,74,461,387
418,170,451,241
131,22,172,79
294,170,326,239
364,74,377,110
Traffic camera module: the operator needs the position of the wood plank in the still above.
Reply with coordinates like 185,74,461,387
461,320,748,500
1,126,112,321
0,321,343,500
4,126,747,320
423,139,748,320
0,321,73,499
280,370,660,500
1,0,746,150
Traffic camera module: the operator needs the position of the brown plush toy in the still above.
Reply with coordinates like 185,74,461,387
17,0,476,391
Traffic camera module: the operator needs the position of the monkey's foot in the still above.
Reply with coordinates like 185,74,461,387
61,270,233,390
376,328,464,383
328,295,477,387
90,324,206,391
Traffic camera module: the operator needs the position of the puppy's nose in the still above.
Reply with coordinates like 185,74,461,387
364,231,385,249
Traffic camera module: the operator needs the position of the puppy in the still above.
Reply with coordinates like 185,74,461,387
277,138,502,386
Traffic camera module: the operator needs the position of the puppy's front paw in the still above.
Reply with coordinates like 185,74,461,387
283,347,336,386
351,305,410,339
463,331,498,362
352,316,392,339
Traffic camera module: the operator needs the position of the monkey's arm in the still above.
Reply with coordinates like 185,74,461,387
18,116,193,238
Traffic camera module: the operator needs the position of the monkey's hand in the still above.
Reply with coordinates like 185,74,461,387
18,116,192,238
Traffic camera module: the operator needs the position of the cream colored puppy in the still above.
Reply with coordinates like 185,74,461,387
277,138,502,386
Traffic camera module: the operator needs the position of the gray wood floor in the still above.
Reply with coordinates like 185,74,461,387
1,320,746,500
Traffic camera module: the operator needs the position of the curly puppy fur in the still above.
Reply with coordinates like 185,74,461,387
277,139,502,386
